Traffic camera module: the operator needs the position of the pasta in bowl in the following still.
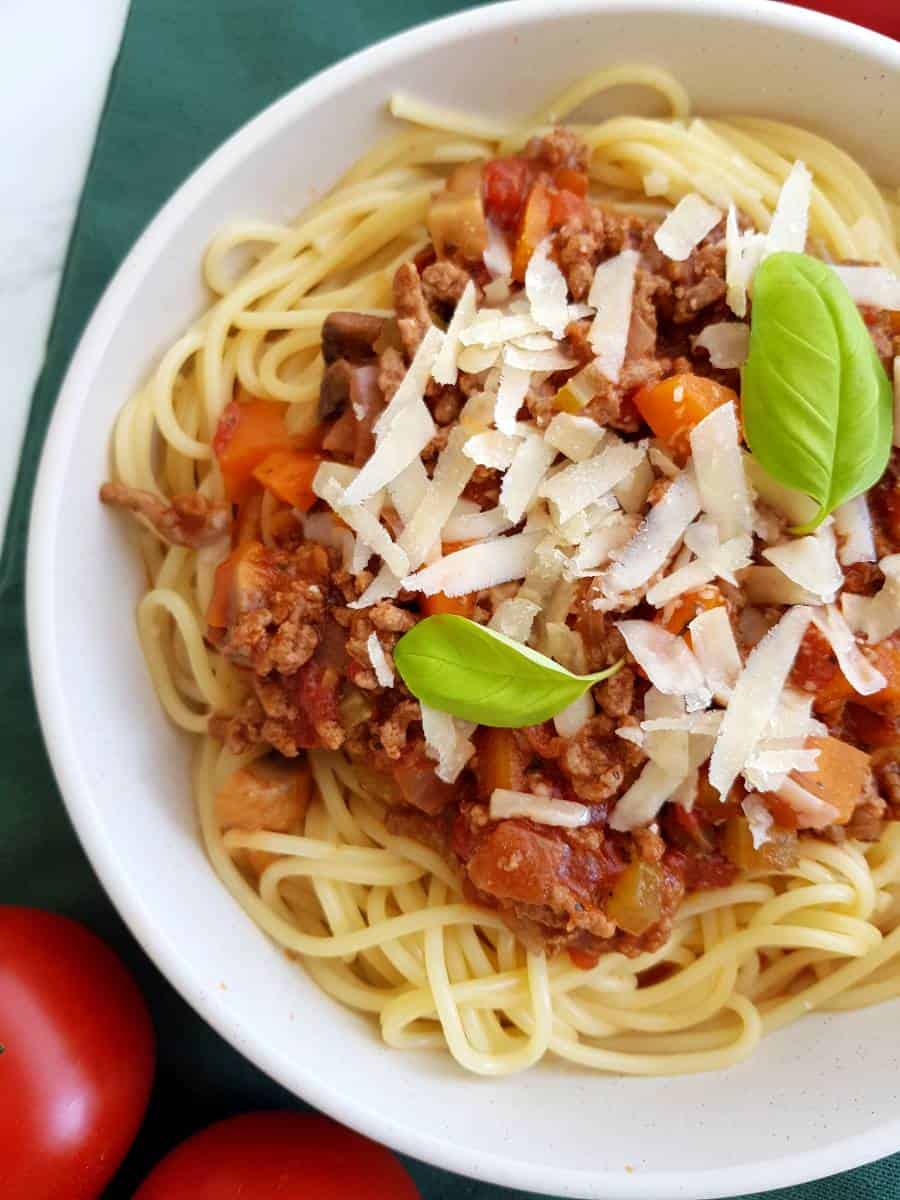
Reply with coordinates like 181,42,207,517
101,63,900,1078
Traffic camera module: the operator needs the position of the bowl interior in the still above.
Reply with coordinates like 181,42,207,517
28,3,900,1197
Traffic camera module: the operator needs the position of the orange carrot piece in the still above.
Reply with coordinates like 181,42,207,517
252,449,323,512
634,374,738,463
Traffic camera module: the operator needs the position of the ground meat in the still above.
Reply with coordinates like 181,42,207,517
377,346,407,401
594,666,635,718
393,261,431,357
216,560,328,677
560,716,628,804
876,758,900,815
100,483,230,548
557,219,598,301
385,804,454,860
842,561,885,596
525,128,589,172
421,260,471,311
375,699,421,760
863,306,895,370
663,237,728,323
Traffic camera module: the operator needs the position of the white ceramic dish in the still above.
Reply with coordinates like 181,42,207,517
27,3,900,1196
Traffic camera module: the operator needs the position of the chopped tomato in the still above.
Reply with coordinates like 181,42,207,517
512,180,551,281
548,187,589,229
421,592,476,618
792,628,900,715
482,157,532,230
252,448,322,512
634,374,738,463
553,166,589,197
890,311,900,334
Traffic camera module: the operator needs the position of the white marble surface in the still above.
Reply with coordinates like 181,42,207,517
0,0,128,536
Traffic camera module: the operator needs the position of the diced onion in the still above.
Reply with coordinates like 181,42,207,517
553,690,595,738
483,219,512,279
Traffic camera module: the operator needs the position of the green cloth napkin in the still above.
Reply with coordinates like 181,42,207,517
1,1,898,1196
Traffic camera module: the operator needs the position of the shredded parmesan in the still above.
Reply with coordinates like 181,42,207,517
617,620,711,711
708,606,812,798
463,429,521,469
348,564,401,609
737,564,820,606
399,429,474,570
833,495,877,565
343,397,434,505
483,219,512,279
689,403,754,539
442,505,513,543
842,554,900,643
603,469,701,596
762,522,843,604
587,249,639,382
568,513,639,576
420,703,475,784
642,690,689,777
387,458,429,524
541,438,645,525
689,606,742,703
366,633,394,687
765,160,812,255
490,788,591,829
494,360,531,434
489,596,542,643
501,432,557,523
830,265,900,309
431,280,478,386
609,761,686,832
553,690,595,738
544,413,605,463
317,477,409,579
525,237,570,338
654,193,722,261
811,605,886,696
614,454,654,515
374,325,443,438
403,530,543,596
742,795,774,849
694,322,750,369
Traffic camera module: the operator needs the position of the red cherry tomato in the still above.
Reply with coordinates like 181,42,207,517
133,1112,420,1199
0,907,155,1200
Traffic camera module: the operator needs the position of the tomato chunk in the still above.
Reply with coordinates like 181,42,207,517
482,157,532,230
213,397,293,502
634,374,738,463
512,181,551,281
252,448,322,512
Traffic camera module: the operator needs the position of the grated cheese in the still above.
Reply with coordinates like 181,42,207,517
694,322,750,369
366,633,394,687
587,249,639,382
374,324,443,438
811,605,887,696
689,605,742,703
553,690,595,738
489,596,542,643
568,512,639,576
829,265,900,309
317,477,409,579
388,458,429,524
742,795,774,849
603,469,701,595
483,219,512,279
833,494,877,565
490,788,591,829
398,428,475,570
342,398,434,505
403,530,543,596
544,413,606,462
501,432,558,523
431,280,478,386
525,237,570,338
463,429,522,470
642,690,689,777
654,193,722,261
609,761,686,832
614,454,655,515
708,606,812,798
689,402,754,539
617,620,711,711
541,437,645,525
420,703,475,784
494,359,531,434
765,160,812,255
762,521,843,604
442,505,513,543
841,554,900,643
737,565,820,606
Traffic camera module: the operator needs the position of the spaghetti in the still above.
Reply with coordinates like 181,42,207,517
106,64,900,1075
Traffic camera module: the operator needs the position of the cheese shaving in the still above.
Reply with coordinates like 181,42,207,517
742,795,774,849
366,633,394,688
654,193,722,261
765,160,812,254
420,703,475,784
501,432,558,523
525,237,570,338
694,322,750,369
648,444,680,479
642,690,689,777
842,554,900,643
483,219,512,279
494,360,531,434
553,690,595,738
568,513,639,576
689,403,754,539
609,762,686,832
614,454,654,515
763,522,843,604
811,605,887,696
617,620,711,710
317,477,408,578
737,564,821,607
708,605,812,798
773,778,838,831
541,438,644,526
489,596,542,643
403,530,543,596
342,398,434,505
603,469,701,596
374,324,443,438
442,505,513,543
490,788,591,829
544,413,605,463
463,429,522,469
829,265,900,309
833,495,877,565
457,344,501,374
388,458,429,524
689,606,742,703
348,564,401,609
431,280,478,386
587,249,639,382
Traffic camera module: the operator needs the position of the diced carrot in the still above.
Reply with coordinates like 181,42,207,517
512,181,551,281
633,374,738,463
659,585,725,638
252,448,323,512
475,728,522,800
421,592,476,619
762,735,872,829
553,167,589,197
233,490,263,546
206,540,271,629
212,397,293,502
888,311,900,335
568,946,600,971
793,629,900,715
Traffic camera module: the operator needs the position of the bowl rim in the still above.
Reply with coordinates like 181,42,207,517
26,2,900,1196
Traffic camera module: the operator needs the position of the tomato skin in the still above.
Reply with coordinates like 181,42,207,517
133,1112,420,1200
0,907,155,1200
482,157,532,230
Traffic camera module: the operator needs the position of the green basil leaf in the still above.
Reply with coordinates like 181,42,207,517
742,251,892,533
393,615,622,727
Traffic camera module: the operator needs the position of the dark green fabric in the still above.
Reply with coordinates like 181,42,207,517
1,1,898,1195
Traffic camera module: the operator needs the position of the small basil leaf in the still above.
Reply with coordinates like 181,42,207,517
743,251,892,532
393,614,622,728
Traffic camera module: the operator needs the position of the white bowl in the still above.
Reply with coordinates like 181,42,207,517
27,3,900,1196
